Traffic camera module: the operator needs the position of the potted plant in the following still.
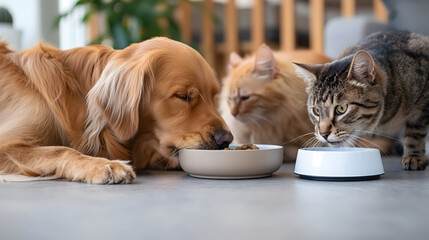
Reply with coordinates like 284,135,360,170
57,0,184,49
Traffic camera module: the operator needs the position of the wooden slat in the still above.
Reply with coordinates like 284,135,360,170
341,0,355,18
251,0,265,51
225,0,239,57
178,1,192,44
89,13,100,43
373,0,388,22
309,0,324,54
201,0,215,66
280,0,295,51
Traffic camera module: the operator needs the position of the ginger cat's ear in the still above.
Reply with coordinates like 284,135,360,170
347,50,375,84
229,52,243,68
293,62,323,86
254,44,276,78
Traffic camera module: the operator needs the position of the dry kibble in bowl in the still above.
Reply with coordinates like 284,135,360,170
250,144,259,149
223,144,260,150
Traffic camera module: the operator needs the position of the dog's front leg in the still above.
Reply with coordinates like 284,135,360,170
0,141,136,184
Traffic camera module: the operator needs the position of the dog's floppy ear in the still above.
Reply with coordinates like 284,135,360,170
87,55,155,141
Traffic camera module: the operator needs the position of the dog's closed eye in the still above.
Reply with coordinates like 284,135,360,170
174,93,191,103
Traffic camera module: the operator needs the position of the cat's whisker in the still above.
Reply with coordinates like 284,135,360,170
351,135,386,155
301,136,316,149
341,140,347,149
342,136,356,150
310,138,320,149
342,138,349,148
348,135,359,147
339,138,346,150
347,137,361,149
304,138,314,149
282,132,315,145
306,138,316,148
308,137,320,149
353,130,400,141
300,138,311,148
352,135,390,155
350,135,372,149
315,139,323,148
355,138,371,149
347,135,360,148
346,139,354,149
253,114,272,124
314,138,323,148
314,140,322,149
318,141,326,147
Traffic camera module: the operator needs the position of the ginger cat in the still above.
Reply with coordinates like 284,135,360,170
219,45,332,162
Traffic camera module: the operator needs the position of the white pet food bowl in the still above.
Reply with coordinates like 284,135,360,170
294,147,384,181
179,144,283,179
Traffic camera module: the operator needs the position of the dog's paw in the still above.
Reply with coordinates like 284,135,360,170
84,160,136,184
401,156,428,170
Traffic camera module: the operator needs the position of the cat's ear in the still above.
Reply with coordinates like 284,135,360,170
229,52,243,68
253,44,276,78
347,50,375,84
293,62,322,86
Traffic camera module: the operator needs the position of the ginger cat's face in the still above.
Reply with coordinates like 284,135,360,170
224,45,282,122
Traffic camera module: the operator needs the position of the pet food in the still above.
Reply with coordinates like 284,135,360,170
223,144,259,150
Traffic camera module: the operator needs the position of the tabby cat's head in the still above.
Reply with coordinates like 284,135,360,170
295,50,385,145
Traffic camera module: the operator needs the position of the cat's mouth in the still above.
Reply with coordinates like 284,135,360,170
325,137,354,146
316,135,346,145
316,132,353,146
317,135,349,145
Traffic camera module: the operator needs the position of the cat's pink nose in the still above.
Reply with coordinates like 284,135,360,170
231,108,239,117
320,131,331,140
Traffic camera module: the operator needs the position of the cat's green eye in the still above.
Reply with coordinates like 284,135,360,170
335,104,348,114
312,108,320,116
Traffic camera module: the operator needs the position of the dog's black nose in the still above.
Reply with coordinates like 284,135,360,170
213,130,234,149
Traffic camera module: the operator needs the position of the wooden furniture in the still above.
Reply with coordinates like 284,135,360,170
178,0,388,70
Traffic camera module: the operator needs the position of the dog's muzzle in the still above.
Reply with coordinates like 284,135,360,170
213,130,234,149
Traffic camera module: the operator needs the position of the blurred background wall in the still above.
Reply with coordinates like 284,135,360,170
0,0,428,79
0,0,59,50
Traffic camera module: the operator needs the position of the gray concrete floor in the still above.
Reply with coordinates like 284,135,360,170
1,155,429,240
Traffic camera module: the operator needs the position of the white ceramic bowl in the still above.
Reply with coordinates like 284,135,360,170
294,147,384,180
179,144,283,179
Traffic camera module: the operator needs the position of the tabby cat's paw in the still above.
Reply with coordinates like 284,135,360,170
401,156,428,170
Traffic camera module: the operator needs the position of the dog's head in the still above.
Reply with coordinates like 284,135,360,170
86,37,233,164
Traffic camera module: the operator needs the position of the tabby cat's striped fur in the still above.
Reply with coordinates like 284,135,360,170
295,31,429,170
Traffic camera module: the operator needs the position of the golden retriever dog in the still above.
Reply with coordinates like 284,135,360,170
0,38,233,184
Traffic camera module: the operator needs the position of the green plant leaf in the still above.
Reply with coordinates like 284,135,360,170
53,0,208,51
111,21,130,49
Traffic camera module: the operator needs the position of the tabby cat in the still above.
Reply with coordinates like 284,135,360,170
295,31,429,170
219,45,332,161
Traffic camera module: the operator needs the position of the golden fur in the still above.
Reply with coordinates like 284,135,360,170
0,37,232,183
